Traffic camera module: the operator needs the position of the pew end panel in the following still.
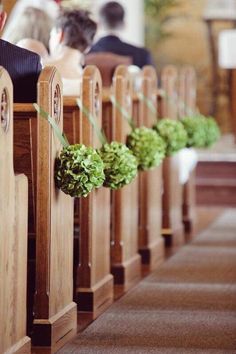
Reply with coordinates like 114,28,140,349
64,66,114,317
136,66,164,270
179,66,197,234
108,65,141,288
0,67,31,354
31,67,77,352
160,65,184,246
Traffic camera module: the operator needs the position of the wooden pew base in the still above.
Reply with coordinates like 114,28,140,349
5,336,31,354
183,216,196,234
32,302,77,353
111,254,141,289
162,225,185,247
76,274,114,317
139,237,165,271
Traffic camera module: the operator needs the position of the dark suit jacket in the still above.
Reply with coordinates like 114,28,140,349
89,35,155,69
0,39,41,103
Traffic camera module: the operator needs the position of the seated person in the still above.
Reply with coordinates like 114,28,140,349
44,9,97,96
89,1,155,68
2,0,59,44
0,6,42,103
2,6,53,53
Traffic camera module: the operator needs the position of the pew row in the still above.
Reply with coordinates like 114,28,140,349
64,66,114,316
100,66,141,288
14,66,77,353
136,66,164,269
179,66,197,233
159,65,185,246
0,67,30,354
159,64,197,240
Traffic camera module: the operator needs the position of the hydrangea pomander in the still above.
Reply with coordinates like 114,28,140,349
153,118,187,156
98,141,138,189
55,144,105,197
127,127,166,170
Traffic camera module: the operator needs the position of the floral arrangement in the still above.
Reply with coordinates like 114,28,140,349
153,118,187,156
181,115,220,148
110,95,166,170
34,104,104,198
55,144,105,197
98,142,138,189
204,116,221,147
181,115,207,148
77,99,138,190
127,126,166,170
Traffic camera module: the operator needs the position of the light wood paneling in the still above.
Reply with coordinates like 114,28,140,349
160,65,184,246
136,66,164,270
106,65,141,288
0,66,30,354
75,66,114,316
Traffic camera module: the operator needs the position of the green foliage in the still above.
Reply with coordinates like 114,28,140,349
145,0,179,17
181,116,208,148
127,127,166,170
204,116,221,147
153,118,187,156
55,144,105,197
181,115,221,148
144,0,181,44
98,142,138,190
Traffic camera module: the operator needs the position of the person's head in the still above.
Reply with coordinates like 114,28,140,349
99,1,125,30
5,7,52,49
0,4,7,32
49,9,97,54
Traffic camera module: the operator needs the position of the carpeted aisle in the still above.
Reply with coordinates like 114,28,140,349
59,209,236,353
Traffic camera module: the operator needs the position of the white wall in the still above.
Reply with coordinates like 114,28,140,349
91,0,144,46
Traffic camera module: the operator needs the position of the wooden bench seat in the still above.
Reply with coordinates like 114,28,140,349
64,66,114,316
136,66,164,270
13,66,77,353
179,66,197,233
0,67,30,354
159,65,185,246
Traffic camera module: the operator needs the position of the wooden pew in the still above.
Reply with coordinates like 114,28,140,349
103,65,141,288
136,66,164,269
63,66,114,316
159,65,185,246
14,67,77,353
0,67,30,354
85,52,132,87
179,66,197,233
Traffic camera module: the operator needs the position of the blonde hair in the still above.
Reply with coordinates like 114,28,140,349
5,6,52,49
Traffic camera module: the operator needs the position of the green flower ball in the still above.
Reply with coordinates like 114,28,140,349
98,141,138,190
204,116,221,147
181,115,207,148
126,126,166,170
153,118,188,156
55,144,105,197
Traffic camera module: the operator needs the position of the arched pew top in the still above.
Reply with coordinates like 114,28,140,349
142,65,158,86
0,66,13,172
111,65,133,142
180,65,197,116
160,65,178,119
79,65,103,147
85,52,132,87
38,66,63,127
139,65,158,126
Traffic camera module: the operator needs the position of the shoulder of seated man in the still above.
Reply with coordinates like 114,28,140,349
0,38,41,60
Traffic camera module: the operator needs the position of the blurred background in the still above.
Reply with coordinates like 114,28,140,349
2,0,236,135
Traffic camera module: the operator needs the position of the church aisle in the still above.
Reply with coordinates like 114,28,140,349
58,209,236,353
